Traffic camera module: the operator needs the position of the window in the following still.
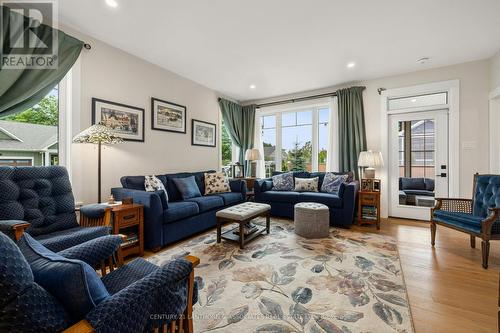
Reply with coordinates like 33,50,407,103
261,115,276,177
398,119,435,179
388,92,448,110
221,118,233,174
0,86,59,167
259,103,332,176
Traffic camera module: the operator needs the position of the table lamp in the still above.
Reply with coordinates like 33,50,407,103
245,148,262,178
73,123,124,202
358,150,384,179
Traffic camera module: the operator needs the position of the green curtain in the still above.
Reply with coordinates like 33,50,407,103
218,98,256,176
337,86,367,179
0,6,83,116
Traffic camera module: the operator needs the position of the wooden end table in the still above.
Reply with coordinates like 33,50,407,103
357,191,381,230
111,203,144,257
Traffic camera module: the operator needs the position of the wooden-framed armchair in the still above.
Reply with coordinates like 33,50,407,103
431,173,500,268
0,231,200,333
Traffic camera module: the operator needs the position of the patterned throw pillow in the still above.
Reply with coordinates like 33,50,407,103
294,177,319,192
321,173,348,194
145,175,169,202
272,172,294,191
204,172,231,195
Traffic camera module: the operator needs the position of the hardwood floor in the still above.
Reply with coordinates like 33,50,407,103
358,218,499,333
146,218,499,333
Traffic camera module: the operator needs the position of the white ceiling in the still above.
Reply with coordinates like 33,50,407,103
58,0,500,102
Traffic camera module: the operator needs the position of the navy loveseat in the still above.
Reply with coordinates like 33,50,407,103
254,171,359,227
111,171,246,250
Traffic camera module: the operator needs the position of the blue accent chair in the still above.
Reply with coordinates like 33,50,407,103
0,166,112,253
111,170,246,250
431,174,500,268
0,231,199,333
254,171,359,227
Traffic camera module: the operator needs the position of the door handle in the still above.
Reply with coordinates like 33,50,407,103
436,173,447,177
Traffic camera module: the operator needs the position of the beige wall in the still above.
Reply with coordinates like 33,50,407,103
65,28,220,204
491,50,500,90
248,60,491,200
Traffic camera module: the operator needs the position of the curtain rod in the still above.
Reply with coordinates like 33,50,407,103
255,91,338,109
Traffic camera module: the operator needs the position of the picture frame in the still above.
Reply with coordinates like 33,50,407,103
361,179,371,191
191,119,216,147
151,97,186,133
372,179,381,192
92,98,145,142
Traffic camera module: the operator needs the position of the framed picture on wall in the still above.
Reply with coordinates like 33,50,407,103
151,98,186,133
92,98,145,142
191,119,216,147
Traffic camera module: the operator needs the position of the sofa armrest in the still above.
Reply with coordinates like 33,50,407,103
229,179,247,195
254,178,273,195
111,188,165,249
0,219,30,241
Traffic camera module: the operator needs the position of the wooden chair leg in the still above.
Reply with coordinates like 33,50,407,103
430,221,436,246
100,260,107,276
481,240,490,269
470,235,476,248
169,321,176,332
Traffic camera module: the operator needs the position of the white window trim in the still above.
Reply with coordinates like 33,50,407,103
256,97,338,176
380,79,460,218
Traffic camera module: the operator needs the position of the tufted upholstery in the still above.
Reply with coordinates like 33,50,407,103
34,226,111,252
0,166,79,236
473,175,500,218
0,232,71,332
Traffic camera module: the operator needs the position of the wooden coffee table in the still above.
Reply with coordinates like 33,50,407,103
216,202,271,249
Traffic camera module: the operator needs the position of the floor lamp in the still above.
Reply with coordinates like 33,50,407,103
73,123,123,203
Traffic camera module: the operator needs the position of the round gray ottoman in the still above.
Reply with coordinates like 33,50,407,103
294,202,330,239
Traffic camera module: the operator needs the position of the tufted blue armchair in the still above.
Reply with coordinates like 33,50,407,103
0,166,112,253
0,231,199,333
431,174,500,268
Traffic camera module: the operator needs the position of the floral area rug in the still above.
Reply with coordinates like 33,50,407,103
148,218,414,333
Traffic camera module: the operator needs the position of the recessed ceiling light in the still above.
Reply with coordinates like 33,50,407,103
347,62,356,68
249,84,256,90
105,0,118,8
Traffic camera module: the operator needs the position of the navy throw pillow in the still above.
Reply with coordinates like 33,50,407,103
172,176,202,200
18,233,109,320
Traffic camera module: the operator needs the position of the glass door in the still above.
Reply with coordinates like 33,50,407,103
389,110,448,220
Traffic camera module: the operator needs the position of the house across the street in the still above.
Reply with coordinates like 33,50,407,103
0,120,58,167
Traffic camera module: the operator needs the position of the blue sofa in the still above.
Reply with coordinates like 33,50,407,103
111,171,246,250
254,171,359,227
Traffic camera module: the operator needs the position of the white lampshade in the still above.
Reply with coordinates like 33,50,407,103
245,148,262,161
358,150,384,168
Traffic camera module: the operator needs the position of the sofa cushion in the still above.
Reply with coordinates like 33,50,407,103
101,257,158,295
425,178,435,191
165,171,213,201
18,233,109,320
172,176,202,200
298,192,342,208
163,201,200,224
204,172,230,195
258,191,300,204
0,166,79,237
145,175,169,202
321,173,348,194
213,192,243,205
34,226,110,252
433,210,483,233
294,177,319,192
403,190,434,197
186,196,224,212
272,172,294,191
401,177,426,190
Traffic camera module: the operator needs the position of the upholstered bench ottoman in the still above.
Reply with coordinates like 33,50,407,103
294,202,330,239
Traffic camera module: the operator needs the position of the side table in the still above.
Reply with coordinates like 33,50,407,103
111,203,144,257
357,191,381,230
